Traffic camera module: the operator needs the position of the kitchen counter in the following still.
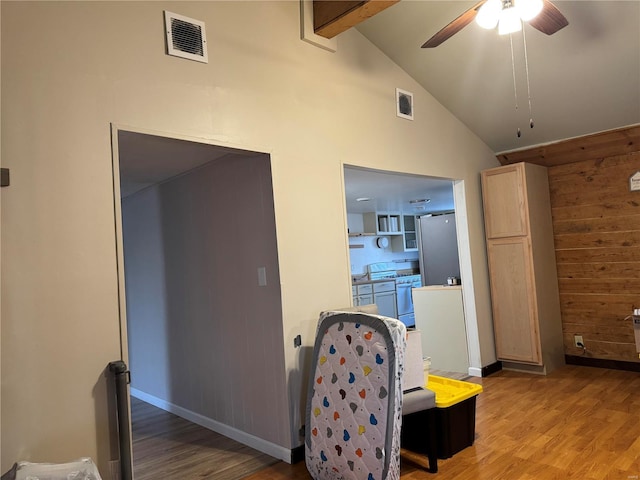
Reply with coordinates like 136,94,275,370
352,278,395,285
415,285,462,291
352,269,420,285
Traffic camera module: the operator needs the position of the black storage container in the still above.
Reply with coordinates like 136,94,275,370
406,375,482,459
434,395,478,458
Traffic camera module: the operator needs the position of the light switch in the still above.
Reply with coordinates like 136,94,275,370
258,267,267,286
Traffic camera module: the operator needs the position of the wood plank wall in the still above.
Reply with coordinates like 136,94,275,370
548,153,640,362
498,125,640,363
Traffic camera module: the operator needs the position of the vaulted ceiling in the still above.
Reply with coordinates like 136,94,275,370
313,0,640,154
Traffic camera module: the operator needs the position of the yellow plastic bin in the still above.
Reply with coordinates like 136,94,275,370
425,375,483,458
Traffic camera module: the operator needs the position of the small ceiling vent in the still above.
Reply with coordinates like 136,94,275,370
164,11,208,63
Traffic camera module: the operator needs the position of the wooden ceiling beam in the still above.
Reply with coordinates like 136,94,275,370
313,0,399,39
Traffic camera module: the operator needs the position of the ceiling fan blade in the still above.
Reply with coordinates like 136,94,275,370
421,0,486,48
527,0,569,35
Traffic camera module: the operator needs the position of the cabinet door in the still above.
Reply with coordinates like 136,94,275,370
403,215,417,250
487,237,542,364
357,293,374,306
481,164,529,239
374,291,397,319
392,215,418,252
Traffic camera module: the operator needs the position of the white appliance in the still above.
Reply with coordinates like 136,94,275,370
367,262,421,327
395,274,422,327
367,262,398,281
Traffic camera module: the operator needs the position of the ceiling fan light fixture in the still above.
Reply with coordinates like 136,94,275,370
515,0,544,21
498,7,522,35
476,0,502,29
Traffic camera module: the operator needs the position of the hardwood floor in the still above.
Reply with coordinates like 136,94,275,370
244,366,640,480
131,397,278,479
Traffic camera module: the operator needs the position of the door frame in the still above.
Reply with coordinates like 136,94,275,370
340,165,483,377
109,123,288,472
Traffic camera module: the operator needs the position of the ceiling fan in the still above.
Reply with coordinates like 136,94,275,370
422,0,568,48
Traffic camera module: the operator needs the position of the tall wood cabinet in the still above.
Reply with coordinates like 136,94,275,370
481,162,564,374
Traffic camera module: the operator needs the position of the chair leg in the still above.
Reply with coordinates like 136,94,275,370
427,451,438,473
401,407,439,473
425,408,438,473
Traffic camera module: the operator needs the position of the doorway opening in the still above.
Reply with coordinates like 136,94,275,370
343,165,476,376
111,127,288,475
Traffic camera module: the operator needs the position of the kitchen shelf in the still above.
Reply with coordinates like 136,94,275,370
363,212,403,235
391,214,419,252
348,232,376,237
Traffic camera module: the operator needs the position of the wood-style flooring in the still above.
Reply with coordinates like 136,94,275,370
131,397,278,479
244,365,640,480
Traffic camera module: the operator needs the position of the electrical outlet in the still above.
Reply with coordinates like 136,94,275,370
574,335,584,347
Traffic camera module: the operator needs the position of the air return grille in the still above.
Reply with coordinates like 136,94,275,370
164,11,208,63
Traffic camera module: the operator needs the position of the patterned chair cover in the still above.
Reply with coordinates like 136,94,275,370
305,311,407,480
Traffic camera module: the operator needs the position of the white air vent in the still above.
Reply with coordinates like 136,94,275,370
164,11,208,63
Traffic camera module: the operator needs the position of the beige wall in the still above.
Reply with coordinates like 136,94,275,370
1,1,499,474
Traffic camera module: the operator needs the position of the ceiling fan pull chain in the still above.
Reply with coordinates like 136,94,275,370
509,33,521,138
522,26,534,129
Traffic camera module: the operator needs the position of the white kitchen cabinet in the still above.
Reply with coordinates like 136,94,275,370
373,281,397,318
363,212,402,235
391,214,419,252
352,283,373,307
352,281,397,318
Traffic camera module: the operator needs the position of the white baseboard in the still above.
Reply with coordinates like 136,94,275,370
130,388,293,463
468,367,482,377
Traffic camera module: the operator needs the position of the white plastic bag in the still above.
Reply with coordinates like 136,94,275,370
15,458,102,480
